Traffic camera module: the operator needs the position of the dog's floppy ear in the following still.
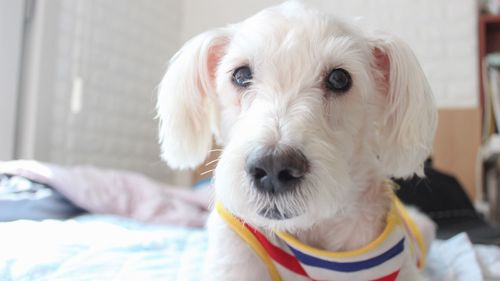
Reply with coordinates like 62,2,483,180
157,29,230,169
370,33,437,178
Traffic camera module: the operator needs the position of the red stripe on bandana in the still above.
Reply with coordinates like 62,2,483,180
244,223,310,278
372,270,400,281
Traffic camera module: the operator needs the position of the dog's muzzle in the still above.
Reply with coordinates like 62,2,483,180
245,146,309,195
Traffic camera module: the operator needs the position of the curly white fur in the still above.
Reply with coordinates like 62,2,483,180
157,1,437,280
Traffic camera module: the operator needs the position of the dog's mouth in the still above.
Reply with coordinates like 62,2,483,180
258,206,296,220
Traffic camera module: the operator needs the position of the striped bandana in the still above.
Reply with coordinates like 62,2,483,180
215,194,425,281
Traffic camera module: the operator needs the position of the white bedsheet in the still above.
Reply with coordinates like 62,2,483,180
0,215,499,281
425,233,500,281
0,215,207,281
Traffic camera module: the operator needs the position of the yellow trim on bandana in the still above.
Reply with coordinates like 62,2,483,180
275,206,400,258
393,196,427,269
215,202,282,281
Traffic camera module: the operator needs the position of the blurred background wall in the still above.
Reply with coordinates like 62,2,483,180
0,1,24,160
13,0,187,184
2,0,480,191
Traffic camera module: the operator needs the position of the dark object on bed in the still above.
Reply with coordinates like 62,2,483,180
0,174,86,221
394,159,500,245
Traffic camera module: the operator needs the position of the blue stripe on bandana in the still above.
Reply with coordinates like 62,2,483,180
287,238,405,272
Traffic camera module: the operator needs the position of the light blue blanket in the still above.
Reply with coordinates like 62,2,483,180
1,215,499,281
0,215,207,281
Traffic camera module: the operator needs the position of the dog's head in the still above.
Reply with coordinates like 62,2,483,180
157,2,437,231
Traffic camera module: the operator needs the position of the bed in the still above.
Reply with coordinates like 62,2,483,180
0,214,499,281
0,161,499,281
0,215,207,281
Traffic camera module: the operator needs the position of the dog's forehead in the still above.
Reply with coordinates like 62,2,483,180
233,10,353,50
223,8,366,72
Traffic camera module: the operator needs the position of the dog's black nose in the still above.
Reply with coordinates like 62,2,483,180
245,147,309,194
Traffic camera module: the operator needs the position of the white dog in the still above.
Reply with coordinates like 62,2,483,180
157,2,437,280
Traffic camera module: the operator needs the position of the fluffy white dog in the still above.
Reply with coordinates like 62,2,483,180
157,2,437,280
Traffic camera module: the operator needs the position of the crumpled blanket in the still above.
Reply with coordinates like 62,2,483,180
0,215,499,281
425,233,500,281
0,160,212,227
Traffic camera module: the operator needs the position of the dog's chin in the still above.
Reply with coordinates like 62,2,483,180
252,209,314,232
258,207,297,220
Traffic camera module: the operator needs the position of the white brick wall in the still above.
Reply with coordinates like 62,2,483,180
181,0,479,108
20,0,188,184
51,1,181,183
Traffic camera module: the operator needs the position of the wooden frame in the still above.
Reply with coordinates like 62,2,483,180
479,14,500,112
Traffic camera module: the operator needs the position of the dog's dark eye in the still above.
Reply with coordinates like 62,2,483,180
232,66,253,88
325,68,352,94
